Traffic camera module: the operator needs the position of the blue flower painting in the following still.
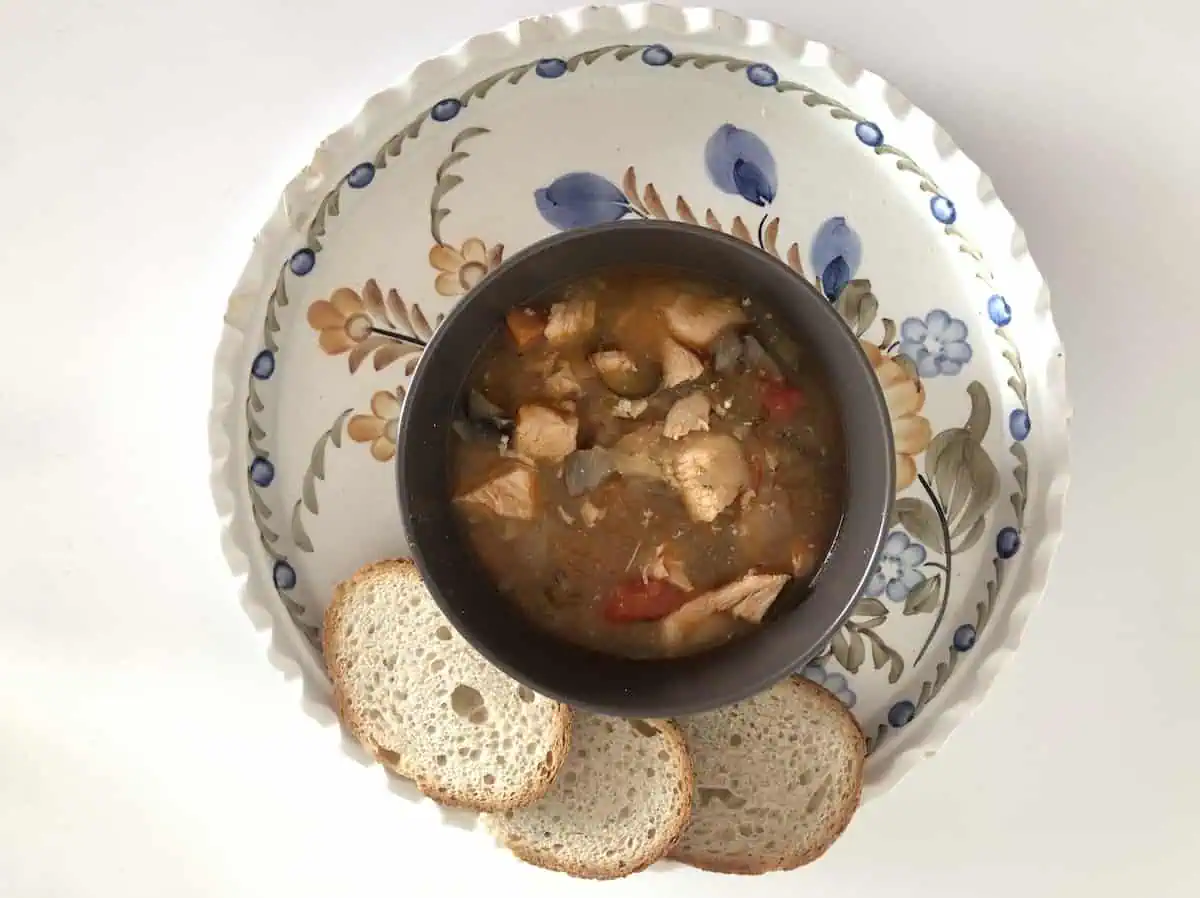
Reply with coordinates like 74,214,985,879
535,172,631,230
704,124,777,207
810,216,862,300
866,530,928,602
898,310,973,377
800,661,857,708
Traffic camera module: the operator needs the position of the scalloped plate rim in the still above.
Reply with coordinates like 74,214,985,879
208,1,1070,809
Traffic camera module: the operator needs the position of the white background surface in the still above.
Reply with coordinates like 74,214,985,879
2,1,1197,895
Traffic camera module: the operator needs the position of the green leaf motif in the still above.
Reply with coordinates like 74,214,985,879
834,279,878,336
904,573,942,615
895,496,944,552
924,382,1001,542
292,500,314,553
853,596,888,619
831,628,866,674
951,514,987,554
964,381,992,442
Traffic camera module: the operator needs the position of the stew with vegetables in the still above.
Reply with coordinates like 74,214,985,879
451,267,846,658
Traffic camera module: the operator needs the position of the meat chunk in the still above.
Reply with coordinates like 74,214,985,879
663,392,711,440
724,573,791,623
580,499,605,528
544,357,581,400
663,293,747,350
514,404,578,463
613,424,669,480
591,350,661,398
611,398,649,419
660,573,790,650
544,297,596,346
641,543,694,592
453,463,537,520
660,337,705,388
669,433,750,522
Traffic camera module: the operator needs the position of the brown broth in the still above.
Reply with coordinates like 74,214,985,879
450,267,846,659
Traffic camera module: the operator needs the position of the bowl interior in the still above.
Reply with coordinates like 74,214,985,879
397,221,893,717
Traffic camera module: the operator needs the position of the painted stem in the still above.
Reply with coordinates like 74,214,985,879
370,326,426,348
915,473,952,664
756,211,769,250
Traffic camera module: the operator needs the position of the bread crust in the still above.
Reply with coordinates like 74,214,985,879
323,559,573,813
669,676,865,874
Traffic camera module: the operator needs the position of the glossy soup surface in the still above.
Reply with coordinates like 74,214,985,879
450,267,846,659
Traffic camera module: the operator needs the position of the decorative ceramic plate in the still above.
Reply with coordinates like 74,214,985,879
210,2,1069,804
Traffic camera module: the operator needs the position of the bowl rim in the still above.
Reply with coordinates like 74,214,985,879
396,219,895,716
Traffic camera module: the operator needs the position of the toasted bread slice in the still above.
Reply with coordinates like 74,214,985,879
670,677,865,874
486,714,693,879
322,560,572,812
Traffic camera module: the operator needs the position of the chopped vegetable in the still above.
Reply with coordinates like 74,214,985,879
761,378,805,421
603,578,691,622
505,307,546,351
563,448,617,496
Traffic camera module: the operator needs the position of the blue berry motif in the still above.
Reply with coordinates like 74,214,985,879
930,195,957,225
251,350,275,380
953,624,977,652
746,63,779,87
249,457,275,487
641,44,673,66
346,162,376,189
273,560,297,590
987,294,1012,326
535,58,568,78
431,98,462,122
996,527,1021,559
289,248,315,276
1009,409,1031,441
854,121,884,147
888,700,916,728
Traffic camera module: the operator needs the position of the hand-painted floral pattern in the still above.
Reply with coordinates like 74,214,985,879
308,284,376,354
800,660,857,708
347,390,402,461
307,281,426,373
811,216,862,300
234,38,1048,782
704,124,777,206
867,531,928,602
899,310,973,377
860,341,933,491
534,172,631,230
430,238,504,296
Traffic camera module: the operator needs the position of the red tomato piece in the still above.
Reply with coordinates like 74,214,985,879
760,379,805,421
602,578,690,623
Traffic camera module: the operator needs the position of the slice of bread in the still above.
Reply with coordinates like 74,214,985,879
485,714,693,879
670,676,865,874
323,559,572,812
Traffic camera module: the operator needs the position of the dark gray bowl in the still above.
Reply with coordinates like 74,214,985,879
397,220,893,717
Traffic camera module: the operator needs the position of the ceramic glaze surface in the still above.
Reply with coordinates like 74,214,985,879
210,3,1068,805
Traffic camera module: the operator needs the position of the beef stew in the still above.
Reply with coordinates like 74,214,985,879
451,268,846,659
